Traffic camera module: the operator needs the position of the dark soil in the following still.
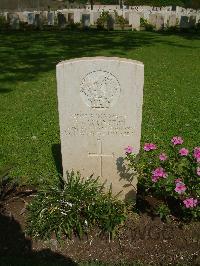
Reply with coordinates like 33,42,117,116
0,186,200,266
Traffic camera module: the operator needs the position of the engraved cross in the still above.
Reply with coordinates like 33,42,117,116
88,139,114,178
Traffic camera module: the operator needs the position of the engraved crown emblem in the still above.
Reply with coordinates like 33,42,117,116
80,70,121,109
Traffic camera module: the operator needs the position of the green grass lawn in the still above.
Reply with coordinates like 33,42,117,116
0,30,200,185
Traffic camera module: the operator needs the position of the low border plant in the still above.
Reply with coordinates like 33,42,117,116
125,136,199,221
96,10,113,30
26,171,128,241
140,17,154,31
114,11,128,30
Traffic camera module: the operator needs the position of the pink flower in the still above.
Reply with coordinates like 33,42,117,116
175,178,182,183
152,175,160,182
197,167,200,176
152,167,168,182
171,136,183,145
194,147,200,162
144,143,157,151
125,145,134,154
183,198,198,208
179,148,189,156
175,182,187,194
159,153,167,161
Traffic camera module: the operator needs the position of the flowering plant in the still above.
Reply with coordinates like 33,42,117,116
125,137,200,220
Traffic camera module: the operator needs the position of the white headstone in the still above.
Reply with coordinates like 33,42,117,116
155,14,164,31
124,11,129,21
56,57,144,201
90,11,100,25
74,10,82,23
149,13,157,27
129,12,140,31
168,14,177,27
18,12,27,23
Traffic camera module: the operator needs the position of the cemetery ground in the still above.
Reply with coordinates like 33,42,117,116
0,29,200,265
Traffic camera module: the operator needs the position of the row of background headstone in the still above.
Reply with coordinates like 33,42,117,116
1,7,200,30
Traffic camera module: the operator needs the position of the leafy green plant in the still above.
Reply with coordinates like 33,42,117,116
26,171,128,240
125,137,200,221
96,10,112,30
114,11,128,30
69,22,81,30
140,17,147,28
155,203,171,221
0,15,6,25
140,18,154,31
0,15,7,30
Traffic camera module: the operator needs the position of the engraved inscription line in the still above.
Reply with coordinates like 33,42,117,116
65,113,134,137
88,139,114,177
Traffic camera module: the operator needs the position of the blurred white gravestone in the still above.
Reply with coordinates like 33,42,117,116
56,57,144,200
129,12,140,31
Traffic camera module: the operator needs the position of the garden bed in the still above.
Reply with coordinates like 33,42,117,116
0,186,199,266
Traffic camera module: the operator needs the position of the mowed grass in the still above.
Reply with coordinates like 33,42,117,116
0,30,200,185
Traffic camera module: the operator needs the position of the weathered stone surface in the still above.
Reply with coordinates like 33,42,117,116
129,12,140,31
56,57,144,200
155,14,164,30
149,13,157,27
74,10,82,23
168,14,177,27
90,11,100,25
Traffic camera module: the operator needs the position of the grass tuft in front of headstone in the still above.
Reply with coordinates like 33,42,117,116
26,171,130,241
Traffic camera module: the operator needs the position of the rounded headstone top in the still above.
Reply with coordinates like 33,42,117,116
56,57,144,67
